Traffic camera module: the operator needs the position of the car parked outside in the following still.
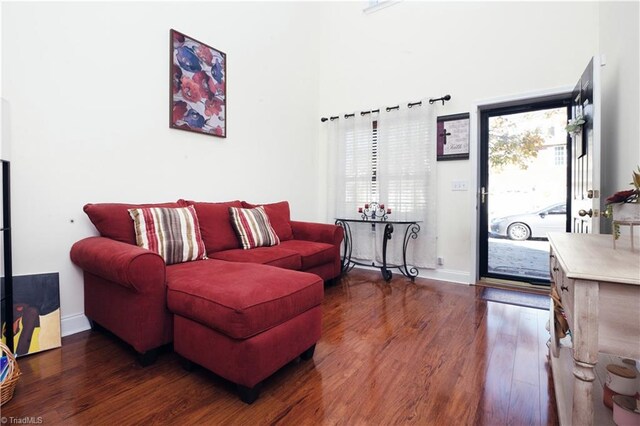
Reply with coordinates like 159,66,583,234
490,202,567,241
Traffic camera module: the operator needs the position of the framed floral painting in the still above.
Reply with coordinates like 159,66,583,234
170,29,226,138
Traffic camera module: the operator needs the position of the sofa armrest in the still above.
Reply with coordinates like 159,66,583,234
290,221,344,246
70,237,166,293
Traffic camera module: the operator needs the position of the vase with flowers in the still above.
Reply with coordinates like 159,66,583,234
605,167,640,239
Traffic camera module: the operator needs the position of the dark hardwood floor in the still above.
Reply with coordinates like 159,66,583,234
2,269,558,425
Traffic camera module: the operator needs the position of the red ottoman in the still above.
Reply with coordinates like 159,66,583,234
166,259,323,403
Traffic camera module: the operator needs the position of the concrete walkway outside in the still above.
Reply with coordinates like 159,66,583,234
488,237,550,281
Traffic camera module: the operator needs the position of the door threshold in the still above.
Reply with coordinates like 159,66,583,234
476,277,550,296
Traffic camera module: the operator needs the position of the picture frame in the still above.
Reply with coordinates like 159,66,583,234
437,113,470,161
170,29,226,138
2,273,62,357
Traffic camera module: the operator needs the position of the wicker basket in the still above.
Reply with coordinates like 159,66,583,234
0,341,21,405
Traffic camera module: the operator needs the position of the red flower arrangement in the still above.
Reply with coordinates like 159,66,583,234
606,189,637,205
605,167,640,205
605,167,640,240
358,202,391,221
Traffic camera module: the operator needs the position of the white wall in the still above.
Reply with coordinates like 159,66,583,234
599,1,640,205
316,1,600,282
1,2,323,333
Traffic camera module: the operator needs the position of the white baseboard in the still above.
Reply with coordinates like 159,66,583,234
418,268,471,285
61,313,91,337
352,265,471,285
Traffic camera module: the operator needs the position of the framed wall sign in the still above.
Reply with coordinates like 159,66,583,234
437,113,470,161
170,29,226,138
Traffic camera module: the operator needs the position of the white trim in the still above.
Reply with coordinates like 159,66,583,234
592,55,603,232
61,313,91,337
472,85,574,110
469,108,481,284
468,85,574,285
350,265,470,285
418,268,470,285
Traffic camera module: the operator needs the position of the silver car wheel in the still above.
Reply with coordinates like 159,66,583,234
507,223,530,241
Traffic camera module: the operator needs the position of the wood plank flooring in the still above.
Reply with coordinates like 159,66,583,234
1,269,558,425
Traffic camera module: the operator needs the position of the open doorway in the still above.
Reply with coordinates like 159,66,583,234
479,98,571,286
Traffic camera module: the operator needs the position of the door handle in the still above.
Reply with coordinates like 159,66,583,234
578,209,593,217
480,187,488,204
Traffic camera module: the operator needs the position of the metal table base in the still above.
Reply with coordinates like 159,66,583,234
335,218,421,282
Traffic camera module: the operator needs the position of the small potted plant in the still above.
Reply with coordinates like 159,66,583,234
565,114,586,135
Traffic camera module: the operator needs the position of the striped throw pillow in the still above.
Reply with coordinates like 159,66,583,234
128,206,207,265
229,206,280,250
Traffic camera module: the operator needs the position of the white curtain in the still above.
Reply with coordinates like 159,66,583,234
329,111,379,261
327,99,437,269
377,101,437,268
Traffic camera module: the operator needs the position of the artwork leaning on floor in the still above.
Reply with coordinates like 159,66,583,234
170,29,227,138
1,273,61,356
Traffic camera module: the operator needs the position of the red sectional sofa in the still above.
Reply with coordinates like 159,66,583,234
70,199,343,403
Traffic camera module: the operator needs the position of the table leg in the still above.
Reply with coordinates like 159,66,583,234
401,223,421,282
571,279,598,426
335,220,353,274
381,223,393,281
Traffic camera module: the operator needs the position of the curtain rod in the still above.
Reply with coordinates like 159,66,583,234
320,94,451,122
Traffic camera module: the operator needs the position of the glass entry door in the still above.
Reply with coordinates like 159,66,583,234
479,99,570,284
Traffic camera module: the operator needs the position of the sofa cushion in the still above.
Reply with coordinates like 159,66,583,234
182,200,242,254
166,260,323,339
277,240,337,270
241,201,294,242
230,206,280,249
84,202,181,245
210,247,301,270
128,206,207,265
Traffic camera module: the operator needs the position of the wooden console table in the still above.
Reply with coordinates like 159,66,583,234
548,233,640,426
334,218,421,281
